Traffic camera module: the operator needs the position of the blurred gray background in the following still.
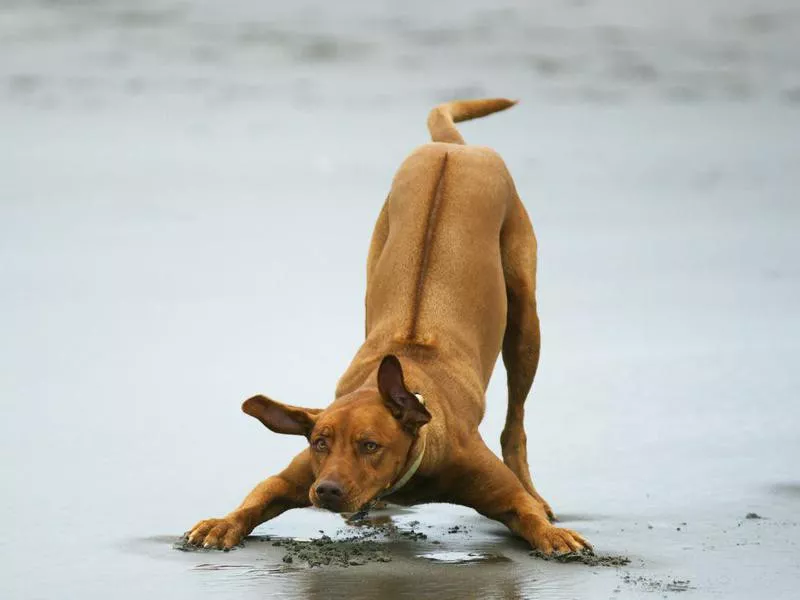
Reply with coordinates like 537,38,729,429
1,1,799,599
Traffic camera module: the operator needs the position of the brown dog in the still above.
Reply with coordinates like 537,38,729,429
187,99,591,555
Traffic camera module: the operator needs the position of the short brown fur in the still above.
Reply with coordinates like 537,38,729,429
187,99,590,555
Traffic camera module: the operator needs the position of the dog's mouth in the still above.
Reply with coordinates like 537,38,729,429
309,490,349,513
313,499,359,514
310,488,378,515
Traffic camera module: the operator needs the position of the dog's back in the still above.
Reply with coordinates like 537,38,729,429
365,100,521,386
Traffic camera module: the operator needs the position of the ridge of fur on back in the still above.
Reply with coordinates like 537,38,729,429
426,98,517,145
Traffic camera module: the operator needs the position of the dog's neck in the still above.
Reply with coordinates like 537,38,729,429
378,393,427,499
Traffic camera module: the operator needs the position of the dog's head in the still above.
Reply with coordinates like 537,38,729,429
241,355,431,513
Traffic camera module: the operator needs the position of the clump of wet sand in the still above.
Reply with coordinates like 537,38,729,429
275,519,429,568
173,536,197,552
275,534,391,567
529,548,630,567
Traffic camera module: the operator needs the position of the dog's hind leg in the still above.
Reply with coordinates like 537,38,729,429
499,195,555,521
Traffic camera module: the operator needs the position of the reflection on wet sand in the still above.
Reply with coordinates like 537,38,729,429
299,565,526,600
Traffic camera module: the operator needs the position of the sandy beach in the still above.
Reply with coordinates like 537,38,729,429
2,1,799,598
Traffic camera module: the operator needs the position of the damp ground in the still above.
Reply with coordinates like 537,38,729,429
155,502,800,599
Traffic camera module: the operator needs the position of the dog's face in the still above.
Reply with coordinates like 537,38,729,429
242,355,431,513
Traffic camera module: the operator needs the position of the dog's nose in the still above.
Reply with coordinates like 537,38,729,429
315,480,344,509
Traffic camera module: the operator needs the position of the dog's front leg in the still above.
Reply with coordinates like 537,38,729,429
186,450,313,550
449,446,591,555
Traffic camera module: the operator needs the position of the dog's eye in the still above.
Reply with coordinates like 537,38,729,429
312,438,328,452
361,441,379,453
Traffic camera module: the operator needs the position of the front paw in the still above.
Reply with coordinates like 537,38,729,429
529,524,592,555
186,516,246,550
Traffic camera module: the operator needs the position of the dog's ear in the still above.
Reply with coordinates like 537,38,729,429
378,355,432,434
241,395,322,437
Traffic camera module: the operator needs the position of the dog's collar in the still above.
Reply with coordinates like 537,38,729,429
377,393,427,500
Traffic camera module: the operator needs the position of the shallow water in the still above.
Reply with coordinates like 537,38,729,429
2,1,800,599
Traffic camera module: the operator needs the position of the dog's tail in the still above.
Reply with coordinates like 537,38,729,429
427,98,517,145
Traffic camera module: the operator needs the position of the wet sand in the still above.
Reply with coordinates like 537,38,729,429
142,498,798,599
2,1,800,599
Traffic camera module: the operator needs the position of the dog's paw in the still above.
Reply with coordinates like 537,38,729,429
186,517,246,550
529,524,592,555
